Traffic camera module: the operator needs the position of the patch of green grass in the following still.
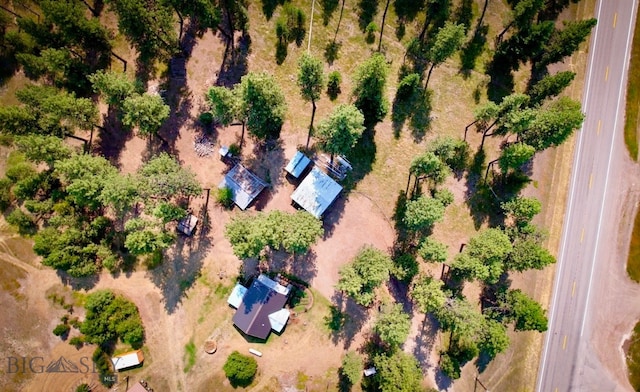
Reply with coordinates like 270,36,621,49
627,208,640,282
213,282,232,299
624,2,640,161
183,339,196,373
296,371,309,390
627,321,640,390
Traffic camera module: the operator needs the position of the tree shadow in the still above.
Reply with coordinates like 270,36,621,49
391,81,432,142
261,0,285,20
459,25,488,77
357,0,379,31
330,291,371,349
342,127,376,191
217,33,251,88
94,107,134,168
413,314,440,373
56,270,99,291
156,57,193,156
321,0,340,26
454,0,474,32
146,227,212,314
320,195,347,239
485,53,515,103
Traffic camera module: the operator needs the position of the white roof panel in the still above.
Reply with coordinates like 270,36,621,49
285,151,311,178
291,167,342,218
228,283,248,308
111,351,143,371
268,308,290,333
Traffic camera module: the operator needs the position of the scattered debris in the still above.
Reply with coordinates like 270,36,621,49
194,134,214,157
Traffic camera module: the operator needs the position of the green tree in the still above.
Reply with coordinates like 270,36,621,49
520,97,585,151
450,252,490,282
373,351,423,392
223,351,258,388
529,71,576,105
504,289,548,332
417,238,448,263
239,72,287,141
106,0,178,60
498,143,535,174
14,134,72,167
297,53,325,148
425,22,465,87
81,290,145,348
6,209,36,235
501,196,542,228
506,238,556,272
340,351,363,386
374,304,411,349
479,319,510,359
409,151,450,191
315,104,365,163
89,70,138,107
224,214,268,259
427,135,469,171
336,246,392,307
352,53,390,125
473,93,530,149
137,153,202,201
55,154,118,210
539,18,597,66
122,94,170,138
464,228,512,284
100,174,140,220
496,0,544,43
403,196,446,232
124,218,175,255
410,275,447,314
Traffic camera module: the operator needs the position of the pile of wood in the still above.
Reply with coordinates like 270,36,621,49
194,134,214,157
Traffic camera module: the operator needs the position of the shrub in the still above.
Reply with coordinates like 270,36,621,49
216,186,234,209
76,384,91,392
53,323,70,337
365,22,378,44
93,347,115,387
69,336,84,348
223,351,258,387
392,253,418,282
228,143,241,156
199,112,213,125
434,188,454,206
6,209,36,235
340,351,363,385
327,71,342,100
0,178,13,211
5,162,36,183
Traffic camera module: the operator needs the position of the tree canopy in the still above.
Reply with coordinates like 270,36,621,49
403,196,447,232
374,304,411,349
352,53,390,125
372,351,424,392
504,289,548,332
122,93,171,137
410,274,447,314
336,246,392,307
239,72,288,140
315,104,365,160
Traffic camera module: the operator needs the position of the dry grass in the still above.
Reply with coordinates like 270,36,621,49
623,2,640,161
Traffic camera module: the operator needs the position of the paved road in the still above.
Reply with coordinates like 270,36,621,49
536,1,638,391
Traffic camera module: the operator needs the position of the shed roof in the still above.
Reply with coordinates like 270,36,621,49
111,350,144,371
291,167,343,218
177,214,198,236
127,383,148,392
218,164,267,210
233,275,291,340
228,283,248,308
285,151,311,178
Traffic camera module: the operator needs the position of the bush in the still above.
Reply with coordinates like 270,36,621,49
365,22,378,44
327,71,342,100
76,384,91,392
199,112,213,125
5,162,36,183
69,336,84,348
216,186,234,209
223,351,258,387
228,143,241,156
0,178,13,211
93,347,115,387
53,323,70,337
6,209,36,235
341,351,363,385
434,188,454,206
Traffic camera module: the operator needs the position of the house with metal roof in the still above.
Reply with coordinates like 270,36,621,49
291,167,343,219
218,164,267,210
230,275,292,340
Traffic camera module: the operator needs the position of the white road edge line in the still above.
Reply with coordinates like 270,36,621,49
580,0,638,338
535,1,604,390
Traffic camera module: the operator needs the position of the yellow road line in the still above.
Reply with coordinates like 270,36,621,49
614,12,618,28
605,66,609,81
572,281,576,297
589,173,594,189
581,228,585,242
563,335,568,350
597,119,602,135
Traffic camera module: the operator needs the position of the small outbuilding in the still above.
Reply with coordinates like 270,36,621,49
218,164,267,210
231,274,292,340
284,151,311,179
227,283,249,308
111,350,144,372
291,167,343,219
177,214,198,236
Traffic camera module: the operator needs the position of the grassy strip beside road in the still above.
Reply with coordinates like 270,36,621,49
626,321,640,390
626,208,640,282
623,3,640,161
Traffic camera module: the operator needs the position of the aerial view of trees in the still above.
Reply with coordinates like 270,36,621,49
0,0,597,389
